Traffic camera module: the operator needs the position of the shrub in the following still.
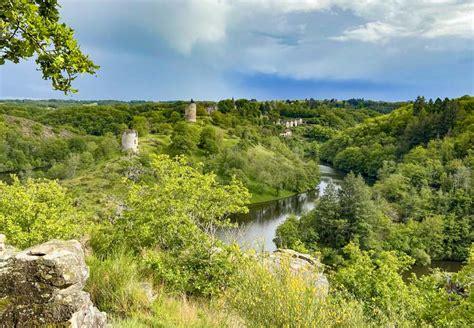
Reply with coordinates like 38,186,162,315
143,242,243,297
273,215,305,251
115,155,249,251
169,122,200,155
0,177,81,248
199,126,221,155
331,243,419,325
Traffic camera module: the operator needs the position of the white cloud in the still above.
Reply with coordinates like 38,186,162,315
330,21,406,43
150,0,474,49
331,0,474,43
148,0,231,54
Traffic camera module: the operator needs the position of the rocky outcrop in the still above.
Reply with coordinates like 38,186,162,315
0,235,107,327
265,249,329,296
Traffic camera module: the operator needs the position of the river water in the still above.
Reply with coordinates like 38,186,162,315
219,163,462,275
219,164,345,252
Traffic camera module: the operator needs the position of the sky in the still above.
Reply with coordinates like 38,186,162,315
1,0,473,101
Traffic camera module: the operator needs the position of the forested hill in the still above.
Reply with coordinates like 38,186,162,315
276,95,473,266
321,95,473,178
0,98,384,209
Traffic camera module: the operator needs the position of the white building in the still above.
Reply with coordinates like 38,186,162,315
279,129,292,138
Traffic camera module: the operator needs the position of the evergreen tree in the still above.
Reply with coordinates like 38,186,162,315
339,173,380,250
413,96,425,116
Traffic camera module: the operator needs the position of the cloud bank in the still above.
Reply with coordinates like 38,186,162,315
1,0,473,100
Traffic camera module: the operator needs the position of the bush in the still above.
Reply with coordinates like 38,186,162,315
331,243,419,325
199,126,221,155
273,215,305,251
169,122,200,155
143,242,243,297
0,177,81,248
115,154,249,251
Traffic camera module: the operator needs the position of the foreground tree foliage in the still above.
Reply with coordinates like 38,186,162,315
0,0,98,93
118,154,250,247
91,154,250,296
0,177,80,248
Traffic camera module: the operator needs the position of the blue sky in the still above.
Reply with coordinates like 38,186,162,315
1,0,473,101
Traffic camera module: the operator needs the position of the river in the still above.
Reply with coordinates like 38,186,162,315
219,163,345,252
219,163,462,276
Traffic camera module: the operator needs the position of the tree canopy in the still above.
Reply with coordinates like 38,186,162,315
1,0,98,93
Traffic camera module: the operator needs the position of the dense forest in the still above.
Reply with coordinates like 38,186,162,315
1,96,473,327
276,95,473,263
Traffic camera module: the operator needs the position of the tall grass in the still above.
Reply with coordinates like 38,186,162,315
86,251,240,327
85,245,373,327
225,258,369,327
86,251,151,317
110,293,242,328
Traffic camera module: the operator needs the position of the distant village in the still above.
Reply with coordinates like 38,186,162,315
276,118,305,138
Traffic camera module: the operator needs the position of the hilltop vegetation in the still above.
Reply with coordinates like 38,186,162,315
321,96,473,177
0,98,381,205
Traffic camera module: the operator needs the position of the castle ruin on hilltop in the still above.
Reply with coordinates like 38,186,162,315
185,99,197,123
121,130,138,153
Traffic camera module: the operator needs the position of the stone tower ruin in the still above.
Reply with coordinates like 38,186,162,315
121,130,138,153
185,99,197,123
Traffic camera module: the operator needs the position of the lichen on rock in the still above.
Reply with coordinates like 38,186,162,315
0,235,107,327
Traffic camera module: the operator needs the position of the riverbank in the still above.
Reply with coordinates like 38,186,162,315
249,189,298,204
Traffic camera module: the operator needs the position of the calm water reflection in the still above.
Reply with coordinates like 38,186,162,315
407,261,463,278
219,164,346,251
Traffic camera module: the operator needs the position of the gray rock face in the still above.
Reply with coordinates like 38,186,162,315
265,249,329,296
0,236,107,327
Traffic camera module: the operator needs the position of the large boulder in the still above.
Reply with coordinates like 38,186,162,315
264,249,329,296
0,235,107,327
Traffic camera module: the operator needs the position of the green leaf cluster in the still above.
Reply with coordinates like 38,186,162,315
1,0,98,93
